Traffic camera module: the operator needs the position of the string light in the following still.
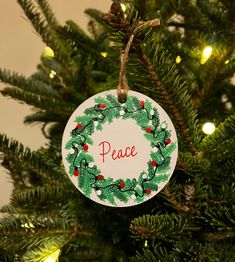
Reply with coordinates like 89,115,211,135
43,46,54,58
175,55,182,64
202,122,215,135
44,249,60,262
120,3,126,12
200,46,213,64
21,222,35,228
49,70,56,79
144,240,148,247
100,52,108,58
224,60,230,64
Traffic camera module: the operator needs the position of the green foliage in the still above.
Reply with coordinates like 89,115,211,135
200,114,235,152
85,8,105,25
0,68,57,97
130,213,197,241
1,87,74,114
17,0,73,67
201,205,235,232
140,40,200,150
35,0,59,28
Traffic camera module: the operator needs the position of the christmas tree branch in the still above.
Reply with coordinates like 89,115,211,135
162,186,190,212
17,0,73,68
1,87,74,116
0,68,57,97
0,134,60,185
0,228,92,238
35,0,59,29
136,46,197,154
200,114,235,152
193,62,222,109
200,231,235,241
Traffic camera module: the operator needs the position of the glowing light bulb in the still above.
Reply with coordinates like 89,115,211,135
144,240,148,247
43,46,54,58
202,122,215,135
21,222,35,228
100,52,108,58
121,3,126,12
175,55,182,64
200,46,213,64
49,70,56,79
44,249,60,262
224,60,230,64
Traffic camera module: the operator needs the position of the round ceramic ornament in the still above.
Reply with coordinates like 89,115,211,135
62,90,178,207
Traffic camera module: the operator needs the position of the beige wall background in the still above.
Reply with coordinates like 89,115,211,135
0,0,110,210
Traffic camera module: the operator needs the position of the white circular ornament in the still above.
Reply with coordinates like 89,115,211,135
62,90,178,207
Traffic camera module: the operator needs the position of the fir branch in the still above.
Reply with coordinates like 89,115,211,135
11,185,65,205
85,8,105,25
130,213,197,241
162,186,190,212
172,240,220,262
178,152,211,173
35,0,59,29
193,61,223,109
24,112,63,124
136,45,197,154
0,228,70,238
208,136,235,163
17,0,73,67
0,134,63,185
200,205,235,232
200,114,235,152
201,231,235,241
158,0,179,21
21,234,68,262
1,87,75,116
130,248,159,262
56,21,115,67
0,214,91,238
197,0,227,27
0,68,57,97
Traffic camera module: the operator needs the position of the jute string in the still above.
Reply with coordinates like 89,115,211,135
117,18,161,102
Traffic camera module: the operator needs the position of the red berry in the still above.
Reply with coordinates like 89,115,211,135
74,169,79,177
151,160,157,166
166,138,171,145
119,182,125,189
139,101,145,107
146,189,151,195
76,123,82,129
99,103,106,109
83,144,89,151
97,175,104,180
146,127,152,133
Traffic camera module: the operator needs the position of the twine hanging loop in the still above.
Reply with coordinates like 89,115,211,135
117,18,161,103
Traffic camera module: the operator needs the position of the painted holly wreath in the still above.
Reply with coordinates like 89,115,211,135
64,93,177,206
